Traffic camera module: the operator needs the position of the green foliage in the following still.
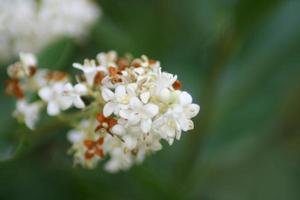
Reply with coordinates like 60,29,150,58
0,0,300,199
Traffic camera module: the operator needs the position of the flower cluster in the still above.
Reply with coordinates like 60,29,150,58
5,51,200,172
0,0,100,62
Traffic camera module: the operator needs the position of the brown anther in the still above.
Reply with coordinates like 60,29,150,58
117,59,129,71
5,79,24,99
96,113,106,123
84,140,95,149
111,77,122,84
76,74,86,82
108,66,118,76
46,71,68,81
95,148,104,158
29,66,37,77
84,137,105,160
97,137,104,145
93,71,104,86
84,151,94,160
149,59,157,65
95,113,117,134
108,118,117,128
173,80,182,90
131,62,141,68
131,149,138,156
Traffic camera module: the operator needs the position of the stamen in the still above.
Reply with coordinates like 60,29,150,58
94,71,104,86
173,80,182,90
84,140,95,149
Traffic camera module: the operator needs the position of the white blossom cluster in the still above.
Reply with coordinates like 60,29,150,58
5,51,200,173
0,0,100,62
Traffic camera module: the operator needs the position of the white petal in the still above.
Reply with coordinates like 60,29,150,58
180,119,194,131
74,83,88,95
105,159,119,173
74,97,85,109
47,102,60,116
127,83,137,95
72,63,84,71
128,112,140,125
179,91,193,106
134,67,144,75
38,87,52,101
141,119,152,133
67,130,83,143
115,85,126,99
59,96,73,110
159,88,170,102
186,104,200,118
102,87,115,101
111,124,126,136
85,71,96,86
140,92,150,104
63,83,73,93
20,52,37,67
103,102,115,117
24,117,35,130
176,131,182,140
130,97,143,109
144,103,159,117
119,109,131,119
123,136,137,149
168,138,174,145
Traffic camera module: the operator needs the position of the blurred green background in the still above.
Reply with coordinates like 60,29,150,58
1,0,300,199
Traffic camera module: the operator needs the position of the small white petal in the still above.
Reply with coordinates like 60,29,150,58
115,85,126,99
123,136,137,149
111,125,126,136
59,96,73,110
159,88,171,102
74,97,85,109
73,63,84,71
144,103,159,117
47,102,60,116
38,87,52,101
179,91,193,106
67,130,83,143
186,104,200,118
168,138,174,145
103,102,115,117
102,87,115,101
128,112,140,125
140,92,150,104
130,97,143,109
141,119,152,133
119,109,131,119
74,83,88,95
63,83,73,93
134,67,144,75
180,119,194,131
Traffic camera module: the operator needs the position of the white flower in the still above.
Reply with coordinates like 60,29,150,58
20,52,37,68
38,82,72,116
96,51,118,67
7,51,201,172
120,97,159,133
13,100,41,130
0,0,100,62
63,83,88,109
152,91,200,144
73,60,106,86
7,52,37,78
101,84,136,117
153,70,177,95
103,135,133,173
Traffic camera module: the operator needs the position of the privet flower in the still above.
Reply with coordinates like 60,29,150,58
5,51,200,173
0,0,100,62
